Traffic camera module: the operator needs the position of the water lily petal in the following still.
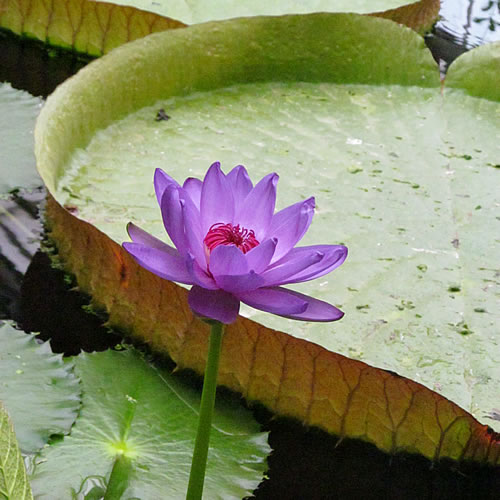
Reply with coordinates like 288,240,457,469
245,238,277,274
178,189,205,267
127,222,177,255
183,177,202,209
215,271,265,294
236,173,278,240
284,245,348,284
186,257,218,290
261,249,324,286
209,244,248,277
200,162,235,234
268,197,315,263
154,168,180,204
238,286,308,316
270,288,344,321
160,186,188,255
209,245,264,293
122,242,193,284
188,286,240,324
227,165,253,212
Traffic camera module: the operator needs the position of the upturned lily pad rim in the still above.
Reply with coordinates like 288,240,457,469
35,12,440,193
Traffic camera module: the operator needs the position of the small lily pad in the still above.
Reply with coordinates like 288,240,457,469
0,323,80,453
30,348,269,499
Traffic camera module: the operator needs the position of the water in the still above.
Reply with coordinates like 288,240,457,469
438,0,500,50
426,0,500,71
0,189,44,319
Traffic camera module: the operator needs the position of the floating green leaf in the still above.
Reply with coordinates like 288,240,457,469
0,324,80,453
30,349,269,499
0,83,42,196
0,401,33,500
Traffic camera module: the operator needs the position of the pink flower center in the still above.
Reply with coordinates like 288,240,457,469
204,222,259,254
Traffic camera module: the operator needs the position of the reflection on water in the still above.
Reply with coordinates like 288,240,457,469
440,0,500,49
0,188,44,319
426,0,500,69
0,29,91,98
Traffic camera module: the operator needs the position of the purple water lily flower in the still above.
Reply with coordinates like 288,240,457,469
123,162,347,324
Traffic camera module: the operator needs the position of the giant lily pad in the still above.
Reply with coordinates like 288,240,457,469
36,14,500,465
108,0,424,23
0,0,185,56
30,348,269,499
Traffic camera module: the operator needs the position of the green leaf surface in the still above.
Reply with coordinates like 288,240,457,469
36,13,439,195
0,84,42,196
446,41,500,102
0,401,33,500
109,0,410,24
0,324,80,453
30,349,269,499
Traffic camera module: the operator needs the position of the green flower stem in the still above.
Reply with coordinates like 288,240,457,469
103,453,132,500
186,320,225,500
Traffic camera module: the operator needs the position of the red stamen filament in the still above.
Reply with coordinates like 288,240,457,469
204,222,259,254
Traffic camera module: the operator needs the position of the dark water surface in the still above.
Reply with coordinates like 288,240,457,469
1,1,500,498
